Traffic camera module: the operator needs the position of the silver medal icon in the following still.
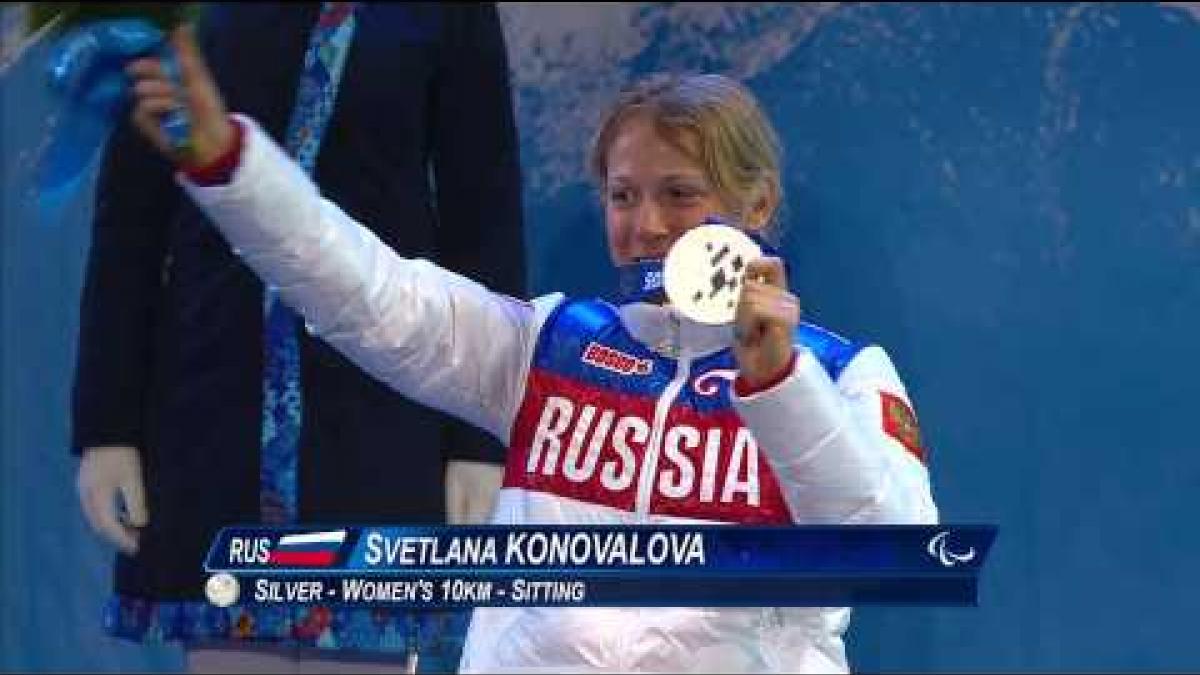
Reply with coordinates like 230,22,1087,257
205,572,240,608
664,224,763,325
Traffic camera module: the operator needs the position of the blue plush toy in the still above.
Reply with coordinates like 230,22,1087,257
40,18,190,192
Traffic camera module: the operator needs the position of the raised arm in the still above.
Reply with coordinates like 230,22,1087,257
127,26,548,442
729,256,937,525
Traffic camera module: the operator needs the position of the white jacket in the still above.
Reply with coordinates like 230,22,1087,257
181,117,938,673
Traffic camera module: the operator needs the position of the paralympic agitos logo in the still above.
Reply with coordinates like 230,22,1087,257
926,530,976,567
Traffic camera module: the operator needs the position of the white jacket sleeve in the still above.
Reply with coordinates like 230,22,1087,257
732,344,939,525
178,116,555,443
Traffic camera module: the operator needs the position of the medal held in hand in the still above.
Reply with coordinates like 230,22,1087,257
664,223,764,326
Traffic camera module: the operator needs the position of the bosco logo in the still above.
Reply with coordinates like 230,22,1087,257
582,342,653,376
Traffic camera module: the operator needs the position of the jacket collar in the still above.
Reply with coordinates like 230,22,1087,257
617,302,733,359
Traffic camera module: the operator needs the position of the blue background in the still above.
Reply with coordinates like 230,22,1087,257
3,3,1199,671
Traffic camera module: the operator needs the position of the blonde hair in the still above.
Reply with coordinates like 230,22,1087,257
588,73,783,231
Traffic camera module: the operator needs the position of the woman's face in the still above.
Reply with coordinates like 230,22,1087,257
602,115,737,266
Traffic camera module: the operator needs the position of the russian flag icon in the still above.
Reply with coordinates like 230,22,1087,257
269,530,347,567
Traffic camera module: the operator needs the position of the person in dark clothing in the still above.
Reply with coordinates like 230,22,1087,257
71,3,526,671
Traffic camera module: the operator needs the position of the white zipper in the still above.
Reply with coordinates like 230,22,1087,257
635,311,690,518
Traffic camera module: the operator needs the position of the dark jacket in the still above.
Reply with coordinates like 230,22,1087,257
71,2,526,601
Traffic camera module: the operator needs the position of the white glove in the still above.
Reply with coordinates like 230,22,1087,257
444,459,503,524
77,445,148,555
